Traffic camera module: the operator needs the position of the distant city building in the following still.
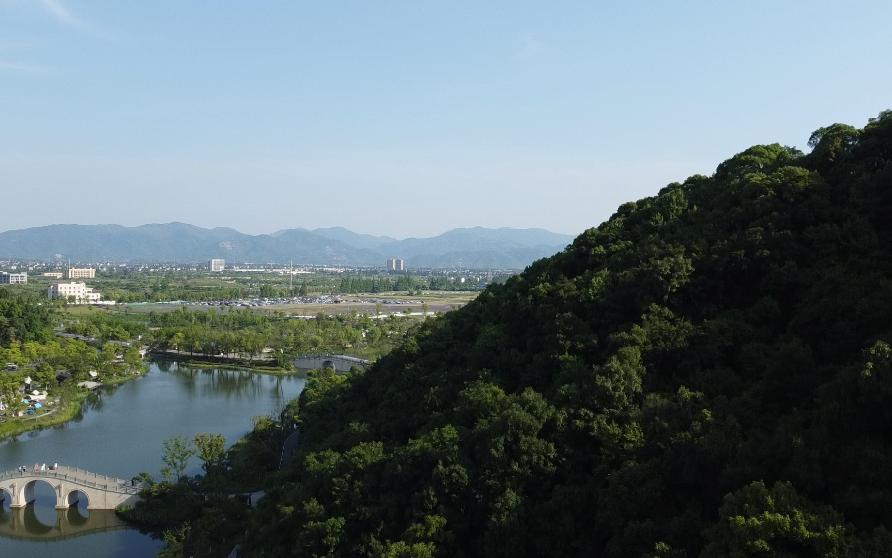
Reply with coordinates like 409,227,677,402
0,272,28,284
42,272,64,279
385,258,406,272
209,259,225,272
67,267,96,279
48,282,101,304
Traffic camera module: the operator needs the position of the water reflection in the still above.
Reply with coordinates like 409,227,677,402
0,505,127,541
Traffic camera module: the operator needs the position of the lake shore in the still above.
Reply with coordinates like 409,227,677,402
0,371,147,441
0,355,312,441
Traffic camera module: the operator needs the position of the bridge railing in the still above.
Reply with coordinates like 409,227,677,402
0,466,142,495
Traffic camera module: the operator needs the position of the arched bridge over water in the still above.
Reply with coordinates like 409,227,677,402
293,354,371,373
0,466,142,510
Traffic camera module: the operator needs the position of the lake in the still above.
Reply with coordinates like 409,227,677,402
0,360,306,557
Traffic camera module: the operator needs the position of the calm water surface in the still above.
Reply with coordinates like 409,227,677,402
0,360,305,557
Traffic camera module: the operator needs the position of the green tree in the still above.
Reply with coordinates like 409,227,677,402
193,433,226,474
702,481,849,557
161,436,195,483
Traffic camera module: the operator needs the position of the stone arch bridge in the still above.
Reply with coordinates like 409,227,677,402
293,353,371,373
0,466,142,510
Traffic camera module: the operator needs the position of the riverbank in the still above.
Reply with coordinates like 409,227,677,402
0,369,147,441
0,355,302,441
0,387,91,440
149,351,295,375
171,359,299,376
148,349,284,368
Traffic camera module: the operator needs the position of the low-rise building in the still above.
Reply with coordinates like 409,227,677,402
48,282,101,304
0,272,28,284
68,267,96,279
42,272,64,279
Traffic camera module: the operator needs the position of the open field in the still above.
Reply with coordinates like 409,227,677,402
263,291,478,315
99,290,479,316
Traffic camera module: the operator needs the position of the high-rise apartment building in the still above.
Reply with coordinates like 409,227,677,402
209,259,225,272
385,258,406,272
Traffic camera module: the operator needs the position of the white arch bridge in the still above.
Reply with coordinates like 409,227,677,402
293,353,371,373
0,466,142,510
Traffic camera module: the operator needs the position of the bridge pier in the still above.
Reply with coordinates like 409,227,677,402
6,481,30,509
56,482,78,510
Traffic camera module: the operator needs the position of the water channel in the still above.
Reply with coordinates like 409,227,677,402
0,360,306,556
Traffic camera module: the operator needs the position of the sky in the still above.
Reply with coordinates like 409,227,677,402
1,1,890,239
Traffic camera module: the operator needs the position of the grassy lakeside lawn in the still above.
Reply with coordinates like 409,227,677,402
0,385,92,440
0,371,147,441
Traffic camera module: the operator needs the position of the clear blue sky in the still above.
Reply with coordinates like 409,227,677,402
1,1,890,238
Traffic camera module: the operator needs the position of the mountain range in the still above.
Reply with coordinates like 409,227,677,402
0,223,574,269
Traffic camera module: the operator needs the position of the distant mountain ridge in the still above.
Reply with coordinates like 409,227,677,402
0,223,573,269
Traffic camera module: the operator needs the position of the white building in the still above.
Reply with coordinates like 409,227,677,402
48,282,101,304
0,272,27,284
209,259,225,272
68,267,96,279
385,258,406,272
42,272,64,279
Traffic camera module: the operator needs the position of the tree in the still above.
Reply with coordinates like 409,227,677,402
162,436,195,483
98,342,118,374
194,433,226,474
124,346,143,371
702,481,849,556
171,331,185,352
0,375,24,417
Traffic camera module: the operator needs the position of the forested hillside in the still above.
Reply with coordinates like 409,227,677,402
239,112,892,557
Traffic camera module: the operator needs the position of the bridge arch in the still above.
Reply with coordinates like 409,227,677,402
67,488,90,509
0,485,11,508
19,478,58,509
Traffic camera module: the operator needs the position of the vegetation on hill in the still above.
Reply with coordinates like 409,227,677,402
152,111,892,557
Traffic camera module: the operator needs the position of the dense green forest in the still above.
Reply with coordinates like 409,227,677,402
156,112,892,556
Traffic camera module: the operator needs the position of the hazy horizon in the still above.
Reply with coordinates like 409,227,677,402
0,221,576,240
2,1,890,237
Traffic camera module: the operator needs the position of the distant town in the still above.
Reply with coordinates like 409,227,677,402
0,256,510,311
